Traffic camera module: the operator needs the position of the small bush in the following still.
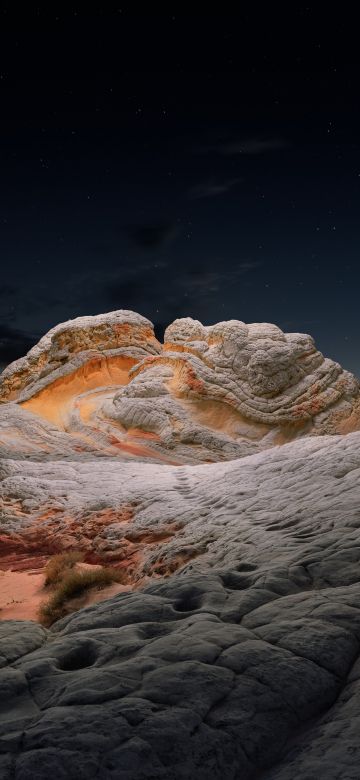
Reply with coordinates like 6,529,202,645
39,566,124,626
44,551,84,587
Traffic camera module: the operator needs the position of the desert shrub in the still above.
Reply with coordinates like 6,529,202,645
39,566,124,626
44,551,84,586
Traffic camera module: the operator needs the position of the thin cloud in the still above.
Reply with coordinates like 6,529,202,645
178,262,262,296
203,137,291,155
105,261,262,313
124,222,179,250
188,178,243,199
0,258,262,365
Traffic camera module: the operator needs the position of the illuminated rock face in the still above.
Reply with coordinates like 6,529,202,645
0,310,359,463
0,309,160,403
1,430,360,583
1,311,360,777
1,432,360,778
0,308,359,575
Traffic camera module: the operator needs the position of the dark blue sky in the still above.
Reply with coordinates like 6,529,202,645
0,9,359,376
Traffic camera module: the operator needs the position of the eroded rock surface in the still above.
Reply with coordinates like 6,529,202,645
1,310,360,777
0,311,359,464
1,431,360,583
2,567,360,778
0,431,360,776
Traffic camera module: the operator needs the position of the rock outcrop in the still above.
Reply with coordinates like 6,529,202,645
1,310,360,778
1,429,360,777
0,310,160,404
0,310,359,463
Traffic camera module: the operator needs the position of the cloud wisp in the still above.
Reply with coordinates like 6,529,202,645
124,222,179,250
188,178,243,199
202,137,291,156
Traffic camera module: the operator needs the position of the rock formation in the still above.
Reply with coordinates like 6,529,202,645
0,310,359,463
1,310,360,778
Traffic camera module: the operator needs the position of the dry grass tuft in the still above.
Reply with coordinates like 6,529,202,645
39,566,124,626
44,551,84,586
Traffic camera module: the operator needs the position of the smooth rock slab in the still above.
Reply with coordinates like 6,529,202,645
1,431,360,585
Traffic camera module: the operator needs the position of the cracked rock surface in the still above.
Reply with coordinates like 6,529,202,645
0,310,360,777
0,310,359,464
1,431,360,777
2,571,360,778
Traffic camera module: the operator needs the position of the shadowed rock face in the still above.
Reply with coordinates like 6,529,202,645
2,557,360,779
1,310,360,777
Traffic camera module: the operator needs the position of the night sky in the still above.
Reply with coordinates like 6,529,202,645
0,9,359,376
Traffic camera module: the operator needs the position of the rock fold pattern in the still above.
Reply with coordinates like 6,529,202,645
0,310,359,464
1,310,360,778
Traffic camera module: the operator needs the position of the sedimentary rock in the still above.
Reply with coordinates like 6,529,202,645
0,311,359,464
1,429,360,583
1,429,360,779
1,310,360,777
0,310,160,404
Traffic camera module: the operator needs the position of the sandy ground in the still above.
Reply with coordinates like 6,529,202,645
0,568,46,621
0,563,129,622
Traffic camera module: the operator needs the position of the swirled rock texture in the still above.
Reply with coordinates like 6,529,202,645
0,311,359,464
0,310,359,573
1,310,360,777
0,310,160,404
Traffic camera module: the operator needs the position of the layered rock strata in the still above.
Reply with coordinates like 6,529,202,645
0,311,358,464
1,310,360,777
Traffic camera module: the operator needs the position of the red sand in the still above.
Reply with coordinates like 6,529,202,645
0,562,128,623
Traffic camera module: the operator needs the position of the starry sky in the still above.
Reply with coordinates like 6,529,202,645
0,9,359,376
